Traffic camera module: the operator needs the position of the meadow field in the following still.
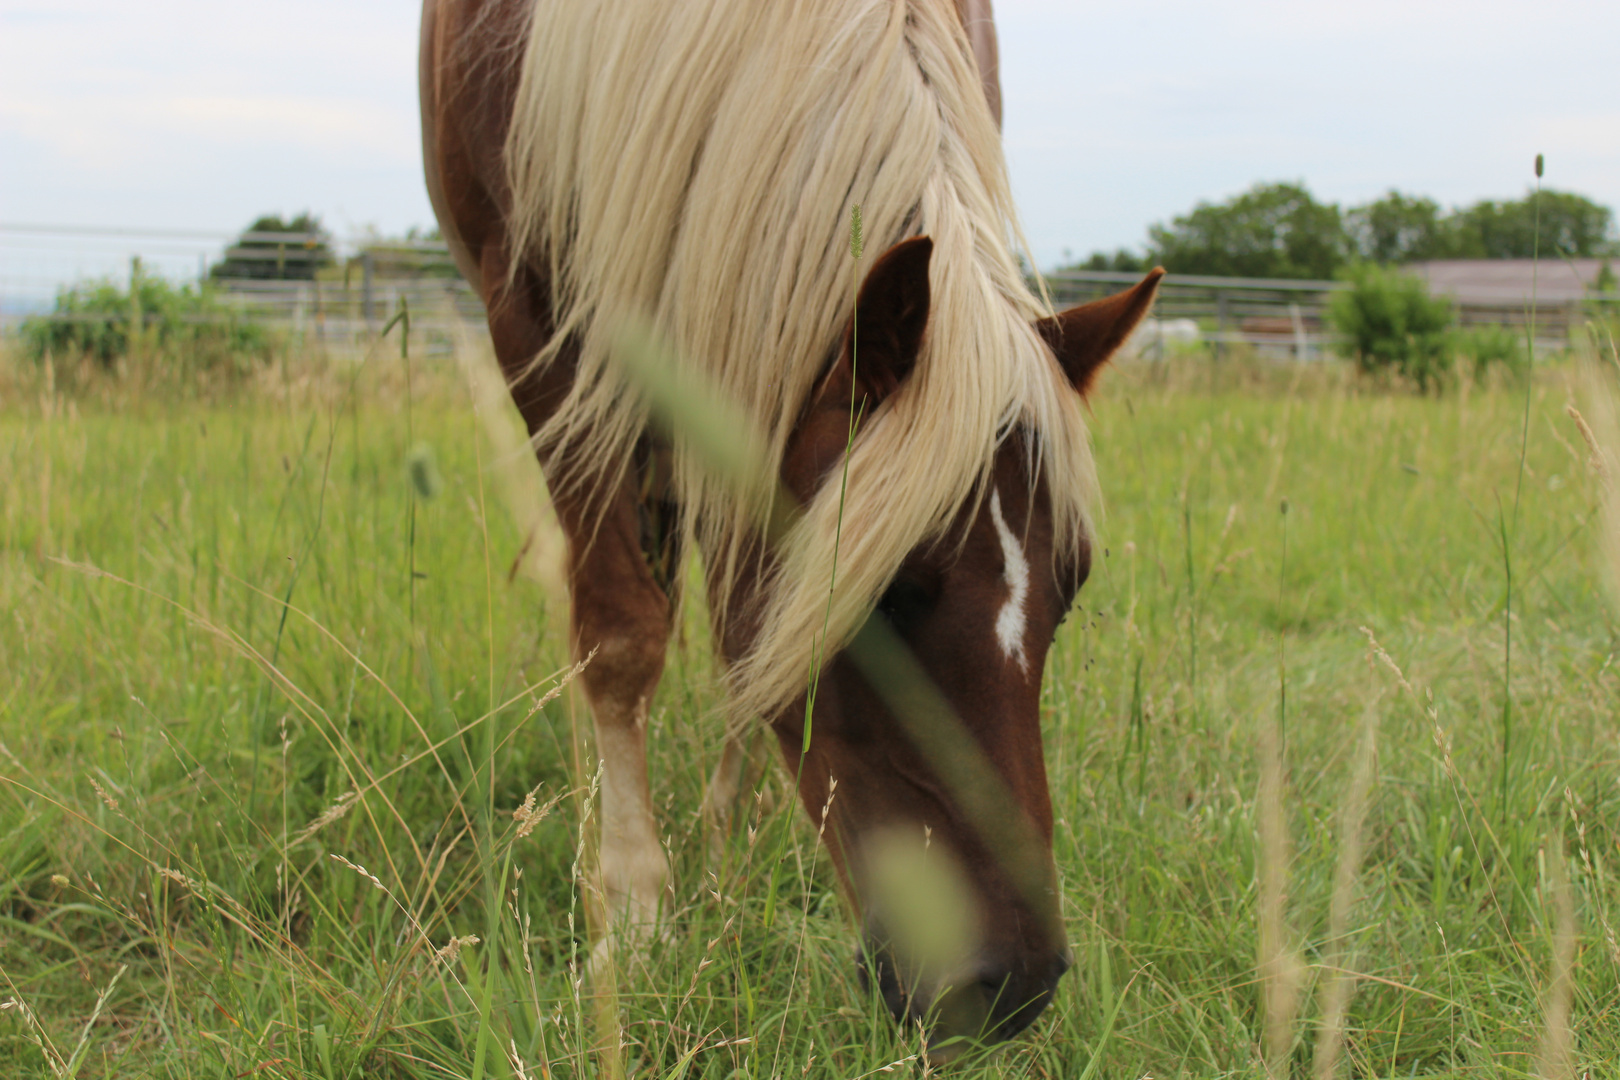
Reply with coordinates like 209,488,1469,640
1,334,1618,1078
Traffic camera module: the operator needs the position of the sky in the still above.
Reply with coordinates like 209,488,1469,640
2,0,1618,301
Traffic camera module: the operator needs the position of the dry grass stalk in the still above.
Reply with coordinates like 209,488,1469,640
524,650,594,725
433,935,481,967
1575,334,1620,608
290,789,360,846
1311,700,1380,1080
513,782,567,840
0,993,68,1077
1534,839,1576,1080
1357,626,1416,697
157,867,201,892
62,964,127,1079
1257,719,1302,1078
1567,787,1620,968
1360,626,1456,778
329,853,387,892
89,776,120,813
1565,404,1609,486
847,1053,920,1079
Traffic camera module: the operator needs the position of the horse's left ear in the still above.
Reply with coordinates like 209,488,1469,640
839,235,934,409
1036,268,1165,398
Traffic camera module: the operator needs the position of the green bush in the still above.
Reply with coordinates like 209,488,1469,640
1327,264,1455,389
210,212,335,281
1453,323,1527,377
23,273,271,372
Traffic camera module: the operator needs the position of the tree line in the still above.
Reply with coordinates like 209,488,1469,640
1071,182,1619,280
207,214,454,282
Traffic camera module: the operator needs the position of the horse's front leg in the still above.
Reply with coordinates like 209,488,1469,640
556,473,675,944
474,244,674,948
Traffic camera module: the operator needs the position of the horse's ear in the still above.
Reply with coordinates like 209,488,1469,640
1037,268,1165,398
838,235,933,408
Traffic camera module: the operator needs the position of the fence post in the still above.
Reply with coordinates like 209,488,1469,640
1289,302,1307,361
1215,290,1228,360
362,251,376,327
128,255,143,367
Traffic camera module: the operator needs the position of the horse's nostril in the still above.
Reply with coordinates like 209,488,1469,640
976,959,1012,987
964,954,1066,1039
858,942,1070,1042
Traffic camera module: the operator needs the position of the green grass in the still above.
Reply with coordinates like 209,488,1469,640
1,343,1617,1078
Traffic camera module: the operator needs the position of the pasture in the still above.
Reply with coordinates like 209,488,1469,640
1,339,1617,1078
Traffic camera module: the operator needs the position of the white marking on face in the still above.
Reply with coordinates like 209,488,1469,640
989,488,1029,671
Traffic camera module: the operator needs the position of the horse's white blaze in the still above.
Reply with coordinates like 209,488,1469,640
989,489,1029,670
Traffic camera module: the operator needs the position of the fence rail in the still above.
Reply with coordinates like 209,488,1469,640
1045,267,1613,357
5,224,1612,357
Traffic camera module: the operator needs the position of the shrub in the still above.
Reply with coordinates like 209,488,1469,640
1453,323,1527,377
22,273,271,372
1327,264,1455,389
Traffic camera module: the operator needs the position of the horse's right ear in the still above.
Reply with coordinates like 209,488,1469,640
1037,268,1164,398
823,236,933,411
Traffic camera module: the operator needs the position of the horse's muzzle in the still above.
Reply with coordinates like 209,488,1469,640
857,939,1073,1053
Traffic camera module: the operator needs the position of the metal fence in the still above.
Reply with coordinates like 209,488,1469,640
0,224,481,351
1046,268,1342,360
5,223,1611,360
1047,265,1617,359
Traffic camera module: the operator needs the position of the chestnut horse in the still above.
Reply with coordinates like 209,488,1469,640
420,0,1160,1048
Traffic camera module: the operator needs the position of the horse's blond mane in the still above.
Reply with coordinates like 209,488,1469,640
504,0,1097,721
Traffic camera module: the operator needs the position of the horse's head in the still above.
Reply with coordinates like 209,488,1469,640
773,237,1161,1051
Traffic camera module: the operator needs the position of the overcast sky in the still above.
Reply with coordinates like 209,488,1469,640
3,0,1617,296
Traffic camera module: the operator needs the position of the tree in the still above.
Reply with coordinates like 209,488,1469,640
1326,264,1455,390
1146,181,1347,280
1072,249,1147,273
1444,190,1617,259
211,213,335,281
1344,191,1459,263
1054,184,1618,278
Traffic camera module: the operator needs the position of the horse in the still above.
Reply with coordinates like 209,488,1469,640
420,0,1162,1049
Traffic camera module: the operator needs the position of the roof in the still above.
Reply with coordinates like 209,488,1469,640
1408,258,1615,306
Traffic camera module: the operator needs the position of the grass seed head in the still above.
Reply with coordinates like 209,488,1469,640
89,777,119,812
407,442,442,499
291,790,360,846
330,854,386,891
433,934,480,966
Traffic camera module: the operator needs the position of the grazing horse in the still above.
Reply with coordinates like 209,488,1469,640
420,0,1161,1049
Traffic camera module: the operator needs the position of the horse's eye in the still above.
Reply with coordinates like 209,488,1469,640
876,577,934,633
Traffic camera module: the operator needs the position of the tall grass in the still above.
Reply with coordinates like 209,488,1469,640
1,329,1617,1077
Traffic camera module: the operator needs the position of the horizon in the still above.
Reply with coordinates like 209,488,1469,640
3,0,1617,299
